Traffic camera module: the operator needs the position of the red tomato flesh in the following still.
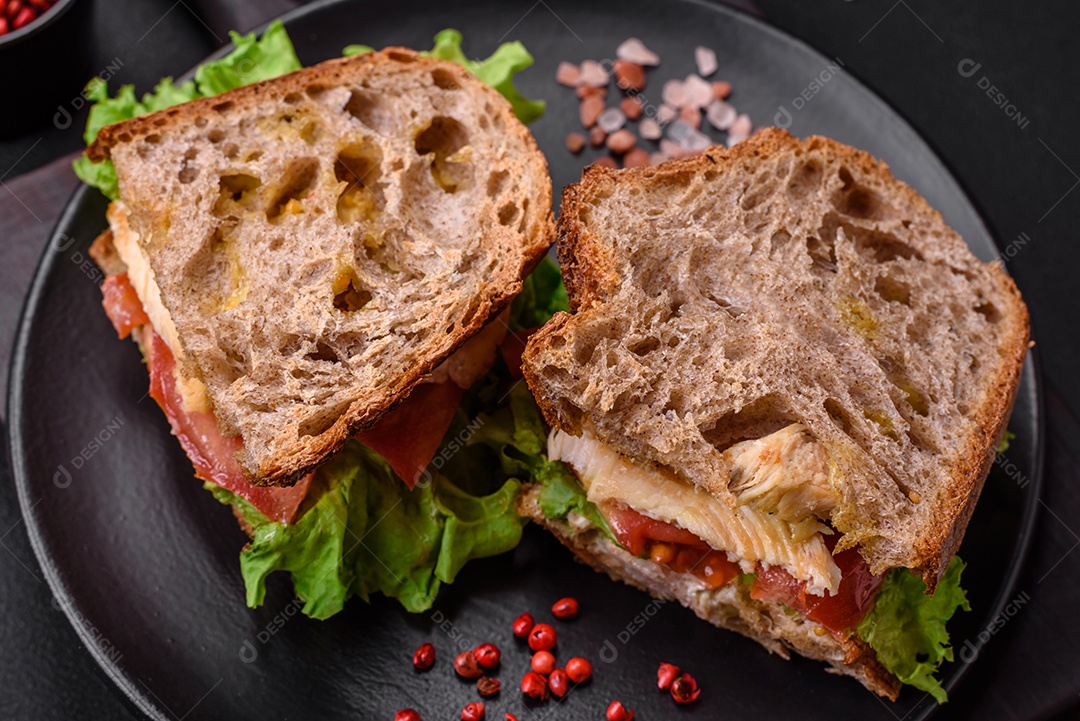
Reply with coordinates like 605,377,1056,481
146,330,311,524
100,273,150,339
605,505,739,589
750,535,883,634
355,380,464,489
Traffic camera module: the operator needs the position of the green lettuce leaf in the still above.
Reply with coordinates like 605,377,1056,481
345,28,545,124
534,457,619,545
74,20,300,199
209,442,524,619
195,23,301,95
997,430,1016,453
856,556,970,703
510,256,570,331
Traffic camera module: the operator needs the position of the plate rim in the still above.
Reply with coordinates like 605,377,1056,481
4,0,1046,718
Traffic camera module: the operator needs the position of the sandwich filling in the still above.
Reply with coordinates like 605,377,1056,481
549,426,842,594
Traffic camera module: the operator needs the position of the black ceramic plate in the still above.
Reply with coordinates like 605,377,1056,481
7,1,1043,719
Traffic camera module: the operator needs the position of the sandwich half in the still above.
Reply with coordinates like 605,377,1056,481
82,31,555,616
521,128,1029,699
87,45,552,487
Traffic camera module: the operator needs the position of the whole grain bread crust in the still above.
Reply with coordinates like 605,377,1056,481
88,48,554,486
523,129,1029,588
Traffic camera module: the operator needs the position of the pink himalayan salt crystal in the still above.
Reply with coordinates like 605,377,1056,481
639,117,662,140
606,128,637,154
616,37,660,67
579,59,609,87
656,104,678,124
683,74,715,108
597,106,627,133
556,61,580,87
695,46,718,77
728,112,752,138
661,79,689,108
706,100,737,131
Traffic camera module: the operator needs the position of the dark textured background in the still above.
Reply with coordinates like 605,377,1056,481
1,0,1078,719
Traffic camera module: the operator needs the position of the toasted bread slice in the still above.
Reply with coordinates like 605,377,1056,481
522,129,1028,588
87,48,553,486
518,486,902,699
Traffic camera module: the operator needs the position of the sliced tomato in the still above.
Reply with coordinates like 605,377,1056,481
750,536,884,635
498,326,541,379
100,273,149,339
605,504,708,556
696,550,742,589
354,380,464,489
146,331,311,524
603,504,739,588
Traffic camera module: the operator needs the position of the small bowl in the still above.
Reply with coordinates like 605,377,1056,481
0,0,91,137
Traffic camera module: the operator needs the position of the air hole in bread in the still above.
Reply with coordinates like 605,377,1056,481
305,84,328,98
431,68,460,90
223,143,239,160
806,227,838,275
334,141,383,223
478,115,490,131
740,177,777,211
178,164,199,184
698,395,798,452
222,345,249,381
207,128,225,143
212,101,234,114
344,89,388,131
787,160,823,199
974,301,1001,324
278,333,302,355
487,170,509,197
195,117,208,128
832,170,893,221
145,134,161,145
213,174,262,219
863,408,900,439
874,274,912,305
517,198,531,233
306,341,342,363
498,202,518,226
415,116,471,193
332,271,372,312
183,148,198,161
300,120,320,144
268,236,284,251
334,331,367,358
906,428,936,454
117,131,132,143
387,50,416,62
852,227,922,263
283,92,303,104
297,407,346,438
824,397,855,436
628,337,660,356
358,230,415,277
769,229,791,257
152,117,167,128
705,292,742,318
244,149,262,162
888,373,929,416
267,157,319,222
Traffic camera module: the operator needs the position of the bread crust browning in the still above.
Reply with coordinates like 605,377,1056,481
524,128,1030,588
89,48,554,486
